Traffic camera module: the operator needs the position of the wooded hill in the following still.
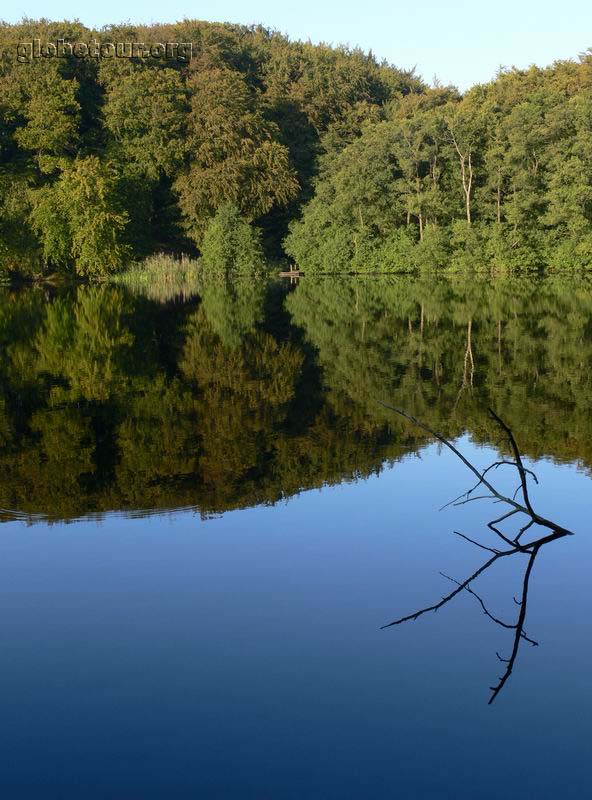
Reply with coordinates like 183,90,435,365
0,19,420,276
1,20,591,276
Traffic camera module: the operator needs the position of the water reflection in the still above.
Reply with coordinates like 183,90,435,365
0,280,590,791
0,274,591,522
380,405,573,703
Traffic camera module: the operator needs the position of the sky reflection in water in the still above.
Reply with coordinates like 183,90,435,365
0,277,590,797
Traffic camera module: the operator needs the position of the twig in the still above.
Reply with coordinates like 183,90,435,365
379,403,573,703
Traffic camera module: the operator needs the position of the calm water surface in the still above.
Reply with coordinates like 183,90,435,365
0,275,590,797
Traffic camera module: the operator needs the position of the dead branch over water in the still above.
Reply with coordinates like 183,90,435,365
379,403,573,704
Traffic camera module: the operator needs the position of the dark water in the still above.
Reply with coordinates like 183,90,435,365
0,275,591,797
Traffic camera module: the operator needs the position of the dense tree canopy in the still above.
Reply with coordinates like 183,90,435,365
0,20,591,276
286,56,592,273
0,19,421,277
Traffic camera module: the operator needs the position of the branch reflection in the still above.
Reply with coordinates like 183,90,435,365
381,405,573,703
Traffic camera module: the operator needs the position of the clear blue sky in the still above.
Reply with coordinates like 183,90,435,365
2,0,591,90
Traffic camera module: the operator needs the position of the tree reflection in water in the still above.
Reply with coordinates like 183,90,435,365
1,274,590,523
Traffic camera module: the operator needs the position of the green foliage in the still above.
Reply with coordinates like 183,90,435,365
29,156,130,276
199,205,267,275
11,67,81,169
174,67,299,244
0,173,41,275
0,19,422,276
103,68,188,179
0,21,591,276
287,57,592,273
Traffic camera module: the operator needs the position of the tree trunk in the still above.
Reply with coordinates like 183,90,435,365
464,152,473,225
449,125,473,226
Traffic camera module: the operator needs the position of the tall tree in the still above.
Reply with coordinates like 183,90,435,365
175,67,298,244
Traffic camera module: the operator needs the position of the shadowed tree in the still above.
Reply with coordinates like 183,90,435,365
175,67,299,244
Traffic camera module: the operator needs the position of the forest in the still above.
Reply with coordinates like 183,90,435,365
1,19,592,278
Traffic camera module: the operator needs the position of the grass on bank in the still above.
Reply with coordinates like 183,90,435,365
112,253,201,301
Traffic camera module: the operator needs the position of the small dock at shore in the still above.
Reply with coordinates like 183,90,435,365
279,266,304,280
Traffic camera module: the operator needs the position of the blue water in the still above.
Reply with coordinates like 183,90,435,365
1,438,590,798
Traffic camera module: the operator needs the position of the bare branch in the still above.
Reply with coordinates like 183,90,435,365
488,545,540,704
439,573,538,646
381,551,504,629
453,530,500,554
379,404,574,703
379,403,541,521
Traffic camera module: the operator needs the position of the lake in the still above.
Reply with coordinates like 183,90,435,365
0,274,590,798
